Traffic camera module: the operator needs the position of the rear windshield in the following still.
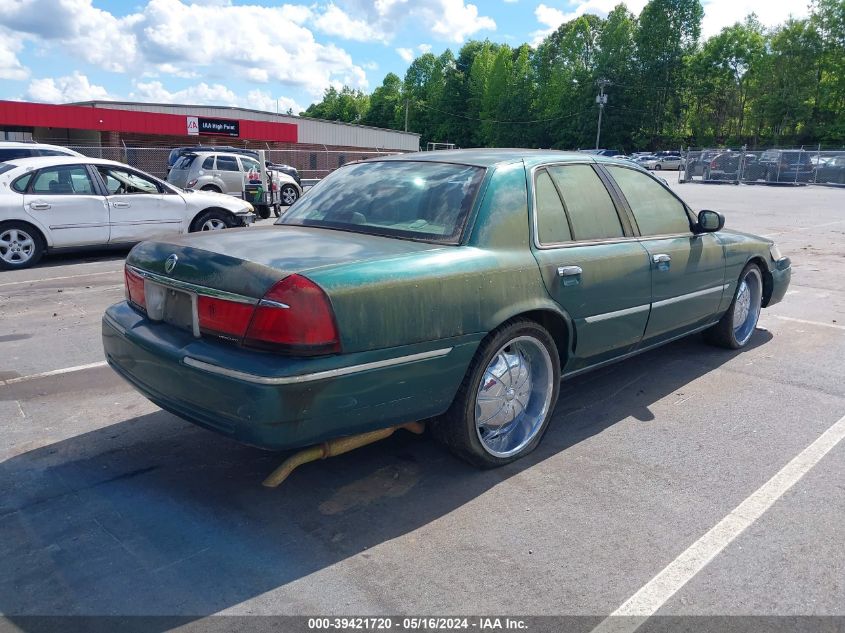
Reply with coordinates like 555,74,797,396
279,161,485,244
173,155,196,170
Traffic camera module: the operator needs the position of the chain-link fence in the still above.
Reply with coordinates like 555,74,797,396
679,146,845,186
65,145,408,181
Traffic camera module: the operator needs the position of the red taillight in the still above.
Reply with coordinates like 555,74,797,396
197,296,255,340
186,179,198,188
710,160,717,168
125,267,146,310
244,274,340,355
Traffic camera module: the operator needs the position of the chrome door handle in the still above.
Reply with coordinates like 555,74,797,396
29,202,50,210
112,202,130,208
652,254,671,264
557,265,582,277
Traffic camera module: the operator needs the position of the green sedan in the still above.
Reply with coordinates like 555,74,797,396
102,150,791,468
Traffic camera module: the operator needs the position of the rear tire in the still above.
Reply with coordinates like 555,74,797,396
705,264,763,349
280,184,299,206
0,221,45,270
431,319,560,468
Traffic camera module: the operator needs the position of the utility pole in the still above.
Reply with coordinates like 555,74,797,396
404,98,409,132
595,79,610,150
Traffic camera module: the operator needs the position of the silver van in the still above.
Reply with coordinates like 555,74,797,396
167,151,301,205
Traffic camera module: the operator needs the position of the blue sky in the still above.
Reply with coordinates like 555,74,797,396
0,0,807,115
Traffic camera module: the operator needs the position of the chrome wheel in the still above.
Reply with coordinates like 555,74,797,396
0,228,35,265
201,218,227,231
475,335,554,458
732,268,762,345
281,185,298,206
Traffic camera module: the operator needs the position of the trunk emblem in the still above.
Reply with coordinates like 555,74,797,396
165,254,179,274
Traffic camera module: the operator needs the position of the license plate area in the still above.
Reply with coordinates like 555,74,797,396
145,281,199,337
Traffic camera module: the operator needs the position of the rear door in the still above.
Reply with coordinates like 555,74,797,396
93,165,185,243
530,163,652,371
603,165,726,345
213,155,243,194
23,164,109,247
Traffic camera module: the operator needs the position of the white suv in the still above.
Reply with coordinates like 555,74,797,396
0,142,83,162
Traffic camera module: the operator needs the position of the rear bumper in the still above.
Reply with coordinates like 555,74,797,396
102,301,480,450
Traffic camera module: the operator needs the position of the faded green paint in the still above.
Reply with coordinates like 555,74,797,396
106,150,791,451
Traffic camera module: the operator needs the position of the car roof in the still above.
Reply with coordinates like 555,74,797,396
366,148,625,169
0,141,83,155
1,156,136,169
185,151,253,159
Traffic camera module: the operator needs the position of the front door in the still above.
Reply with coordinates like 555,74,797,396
23,164,109,247
603,165,726,345
530,163,652,371
94,165,184,243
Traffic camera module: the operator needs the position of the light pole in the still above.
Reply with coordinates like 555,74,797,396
595,79,610,150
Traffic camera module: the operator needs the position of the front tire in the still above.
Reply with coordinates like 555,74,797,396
705,264,763,349
190,209,232,232
432,319,561,468
280,184,299,206
0,222,45,270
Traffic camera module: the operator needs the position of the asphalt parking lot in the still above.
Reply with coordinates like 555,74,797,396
1,181,843,629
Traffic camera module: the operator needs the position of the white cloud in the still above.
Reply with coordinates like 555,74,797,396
0,29,28,80
700,0,808,37
0,0,368,99
396,48,415,62
530,0,810,47
315,0,495,44
417,43,432,54
314,3,389,42
128,80,304,114
24,71,113,102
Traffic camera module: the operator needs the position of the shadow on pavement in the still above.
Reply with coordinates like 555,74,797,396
0,330,773,626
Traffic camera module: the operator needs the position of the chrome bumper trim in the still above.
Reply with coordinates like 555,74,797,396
182,347,454,385
585,304,650,324
127,265,258,305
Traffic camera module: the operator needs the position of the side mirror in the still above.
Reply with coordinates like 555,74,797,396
697,209,725,232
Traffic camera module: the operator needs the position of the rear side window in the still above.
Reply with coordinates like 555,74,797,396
534,169,571,244
11,172,33,192
216,156,239,171
606,166,690,236
547,164,622,240
202,156,214,169
30,165,95,195
0,148,35,161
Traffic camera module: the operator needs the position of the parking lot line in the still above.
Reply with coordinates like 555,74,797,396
0,270,122,288
0,361,109,386
590,411,845,633
771,315,845,331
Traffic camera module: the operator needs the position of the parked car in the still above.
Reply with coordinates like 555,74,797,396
686,150,722,177
166,151,302,207
102,149,790,469
642,155,685,171
0,156,255,269
814,155,845,184
0,141,83,162
756,150,814,183
168,146,302,185
702,152,750,180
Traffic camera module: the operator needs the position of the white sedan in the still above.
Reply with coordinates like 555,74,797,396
641,155,686,171
0,156,256,269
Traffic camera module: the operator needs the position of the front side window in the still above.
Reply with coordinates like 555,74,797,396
97,166,160,195
547,164,623,240
216,156,239,171
605,166,690,236
280,161,485,244
30,165,95,195
534,169,571,244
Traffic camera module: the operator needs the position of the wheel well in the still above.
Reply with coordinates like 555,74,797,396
190,207,235,231
0,219,48,248
748,256,774,306
200,184,221,192
517,309,572,368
